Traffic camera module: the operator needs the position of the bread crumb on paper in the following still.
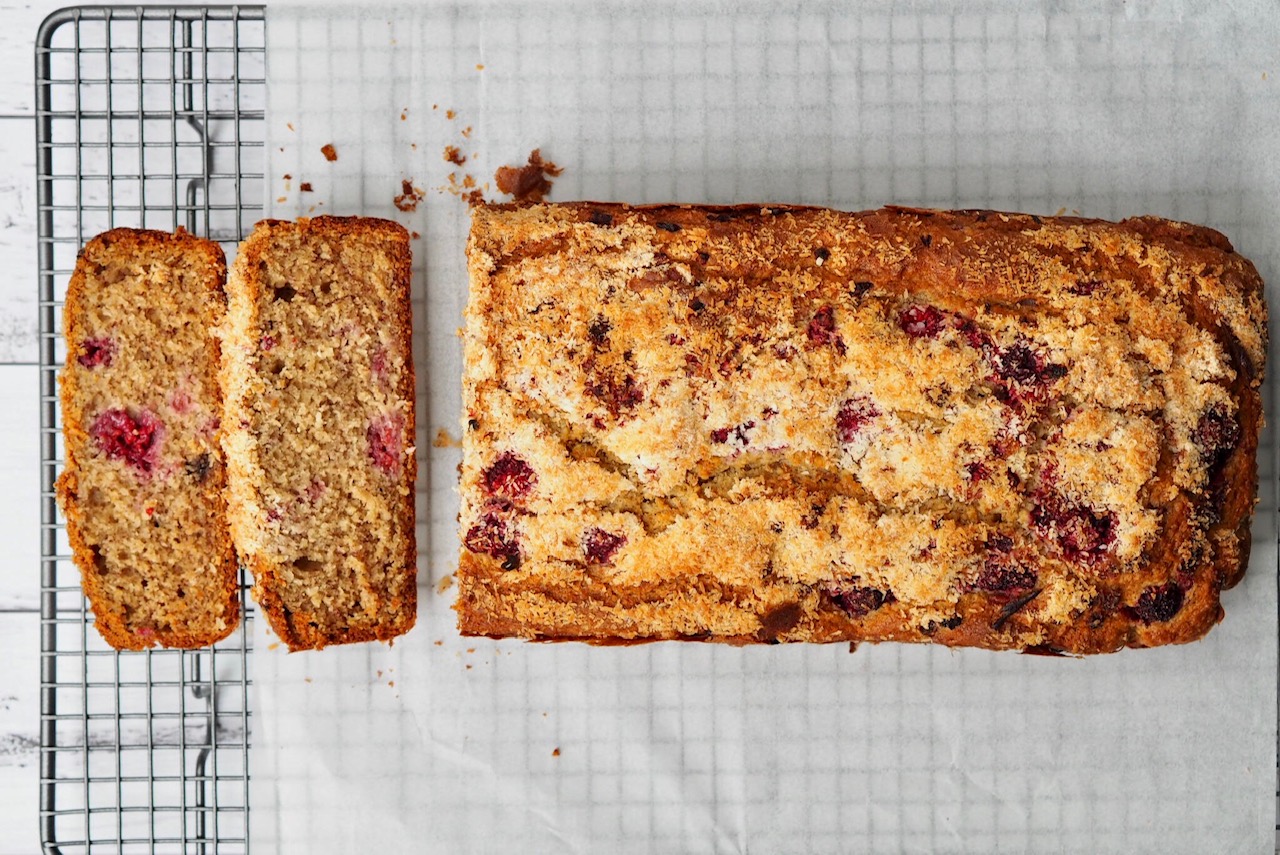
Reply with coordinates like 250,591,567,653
321,143,338,162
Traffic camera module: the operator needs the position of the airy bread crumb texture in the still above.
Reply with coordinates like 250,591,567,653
221,217,417,650
457,203,1267,654
56,228,239,650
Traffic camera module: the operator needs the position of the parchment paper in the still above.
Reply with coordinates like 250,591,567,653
250,2,1279,851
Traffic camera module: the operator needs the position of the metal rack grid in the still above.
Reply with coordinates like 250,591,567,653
36,7,265,853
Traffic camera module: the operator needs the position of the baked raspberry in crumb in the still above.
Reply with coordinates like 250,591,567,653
78,337,115,368
367,413,405,475
91,408,163,472
1031,491,1117,564
899,304,944,338
1133,582,1184,623
483,452,536,500
583,528,627,565
464,512,519,563
826,584,892,617
836,397,880,443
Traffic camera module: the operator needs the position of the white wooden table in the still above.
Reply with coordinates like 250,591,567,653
1,2,75,851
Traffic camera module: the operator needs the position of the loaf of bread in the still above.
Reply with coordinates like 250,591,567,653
221,217,417,650
57,228,239,649
456,203,1266,654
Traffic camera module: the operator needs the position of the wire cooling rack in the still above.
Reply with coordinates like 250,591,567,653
36,6,264,853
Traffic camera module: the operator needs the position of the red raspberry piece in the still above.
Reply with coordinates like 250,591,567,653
583,528,627,565
836,397,880,443
464,513,520,565
974,561,1037,593
78,337,115,369
899,304,944,338
806,305,846,354
1193,405,1240,471
710,421,755,445
367,413,404,475
826,584,892,618
91,408,162,472
483,452,536,501
1031,491,1116,563
965,461,991,482
1133,583,1184,624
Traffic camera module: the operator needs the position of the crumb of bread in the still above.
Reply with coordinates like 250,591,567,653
321,143,338,162
493,148,562,203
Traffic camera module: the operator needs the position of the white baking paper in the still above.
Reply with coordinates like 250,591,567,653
251,2,1279,852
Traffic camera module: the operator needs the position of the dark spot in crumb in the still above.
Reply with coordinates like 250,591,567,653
583,528,627,565
501,554,522,571
921,234,932,247
757,602,803,641
655,221,681,232
587,315,612,346
1069,279,1102,296
852,281,873,298
185,453,212,483
1133,582,1184,624
991,587,1043,630
974,560,1037,593
690,298,706,313
814,247,830,263
769,521,784,533
987,533,1014,552
588,210,613,226
467,418,480,431
273,286,297,302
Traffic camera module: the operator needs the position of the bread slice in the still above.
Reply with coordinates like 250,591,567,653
56,228,239,650
221,217,417,650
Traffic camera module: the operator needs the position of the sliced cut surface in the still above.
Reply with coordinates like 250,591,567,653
221,216,417,650
57,228,239,650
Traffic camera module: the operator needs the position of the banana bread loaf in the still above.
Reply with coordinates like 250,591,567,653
220,217,417,650
456,203,1266,654
57,228,239,650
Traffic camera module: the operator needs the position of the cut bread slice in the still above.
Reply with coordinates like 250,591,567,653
57,228,239,650
221,217,417,650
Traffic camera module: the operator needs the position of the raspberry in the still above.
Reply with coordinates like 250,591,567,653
974,561,1037,592
965,461,991,482
710,421,754,445
806,305,845,353
78,337,115,369
836,397,880,443
899,304,944,338
583,528,627,565
1031,491,1117,563
367,413,404,475
91,408,162,472
827,584,892,618
993,342,1042,384
464,513,519,563
483,452,536,500
1193,405,1240,471
1133,582,1184,624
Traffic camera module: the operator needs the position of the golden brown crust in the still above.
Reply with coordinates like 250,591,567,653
457,203,1266,654
57,228,239,650
222,216,416,651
